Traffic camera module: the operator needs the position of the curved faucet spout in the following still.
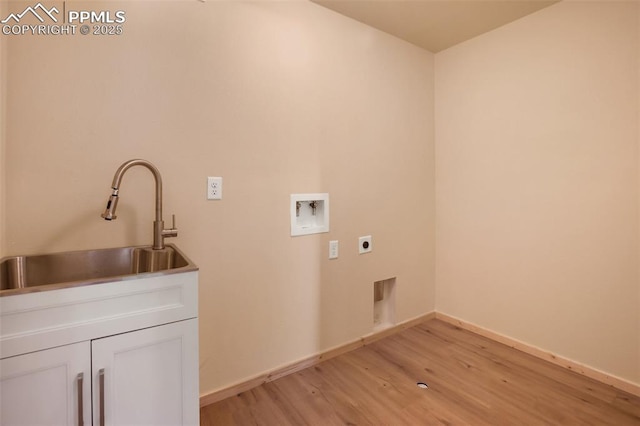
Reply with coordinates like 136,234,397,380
101,159,177,250
104,159,163,223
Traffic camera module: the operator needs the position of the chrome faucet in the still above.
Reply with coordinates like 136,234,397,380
101,159,178,250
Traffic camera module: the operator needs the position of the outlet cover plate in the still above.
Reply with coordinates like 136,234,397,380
329,240,339,259
359,235,372,254
207,177,222,200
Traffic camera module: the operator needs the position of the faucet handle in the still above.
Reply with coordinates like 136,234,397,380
161,214,178,240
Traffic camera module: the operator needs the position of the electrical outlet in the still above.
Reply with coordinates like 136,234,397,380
329,240,339,259
359,235,372,254
207,177,222,200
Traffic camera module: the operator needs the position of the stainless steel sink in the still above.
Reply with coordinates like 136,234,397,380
0,244,197,296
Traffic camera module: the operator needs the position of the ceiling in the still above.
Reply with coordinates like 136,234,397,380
312,0,559,53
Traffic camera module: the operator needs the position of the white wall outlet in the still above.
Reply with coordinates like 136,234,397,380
359,235,372,254
207,177,222,200
329,240,339,259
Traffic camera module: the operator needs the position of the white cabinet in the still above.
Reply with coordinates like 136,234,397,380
1,319,198,426
0,342,91,426
92,319,199,426
0,271,199,426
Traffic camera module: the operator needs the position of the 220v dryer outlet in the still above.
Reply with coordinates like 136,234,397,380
359,235,372,254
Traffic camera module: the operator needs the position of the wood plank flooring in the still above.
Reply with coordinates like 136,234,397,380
200,319,640,425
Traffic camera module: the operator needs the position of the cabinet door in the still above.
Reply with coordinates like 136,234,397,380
92,319,199,426
0,341,91,426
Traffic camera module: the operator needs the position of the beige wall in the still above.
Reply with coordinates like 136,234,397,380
436,1,640,385
3,1,435,394
0,1,6,257
6,0,638,396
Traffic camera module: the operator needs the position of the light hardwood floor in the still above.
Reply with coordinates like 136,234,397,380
201,319,640,425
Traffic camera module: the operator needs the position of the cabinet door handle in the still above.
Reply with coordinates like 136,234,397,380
99,368,105,426
76,373,84,426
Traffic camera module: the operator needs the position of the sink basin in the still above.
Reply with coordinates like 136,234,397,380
0,244,197,296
